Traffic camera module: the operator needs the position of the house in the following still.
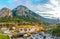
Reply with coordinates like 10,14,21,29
1,27,11,34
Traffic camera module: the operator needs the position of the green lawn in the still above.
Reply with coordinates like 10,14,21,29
0,35,9,39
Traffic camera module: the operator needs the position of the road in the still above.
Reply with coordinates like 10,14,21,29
13,33,60,39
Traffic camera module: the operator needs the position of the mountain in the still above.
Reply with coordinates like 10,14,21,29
12,5,41,19
0,5,57,25
12,5,29,16
12,5,45,24
0,7,12,18
12,5,59,24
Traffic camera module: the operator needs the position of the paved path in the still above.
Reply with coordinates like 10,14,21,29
13,33,59,39
9,32,60,39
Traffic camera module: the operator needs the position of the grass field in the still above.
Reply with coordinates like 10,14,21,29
0,35,9,39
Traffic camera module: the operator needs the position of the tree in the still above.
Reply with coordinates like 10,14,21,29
51,24,60,36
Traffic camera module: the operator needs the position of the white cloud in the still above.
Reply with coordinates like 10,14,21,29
27,0,60,19
47,0,60,18
50,0,58,6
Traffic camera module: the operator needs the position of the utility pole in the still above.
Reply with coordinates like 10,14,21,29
58,17,60,23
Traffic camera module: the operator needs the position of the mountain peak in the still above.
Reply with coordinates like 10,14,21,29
1,7,10,10
17,5,27,8
0,7,12,17
12,5,29,16
13,5,28,11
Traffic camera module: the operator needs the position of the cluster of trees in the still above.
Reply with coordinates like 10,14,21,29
0,16,41,24
51,24,60,36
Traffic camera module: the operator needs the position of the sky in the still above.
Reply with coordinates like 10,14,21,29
0,0,60,19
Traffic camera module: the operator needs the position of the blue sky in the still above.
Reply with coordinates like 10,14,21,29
0,0,59,19
30,0,49,4
0,0,49,9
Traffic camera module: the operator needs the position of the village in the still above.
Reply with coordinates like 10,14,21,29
0,22,59,39
0,22,44,39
